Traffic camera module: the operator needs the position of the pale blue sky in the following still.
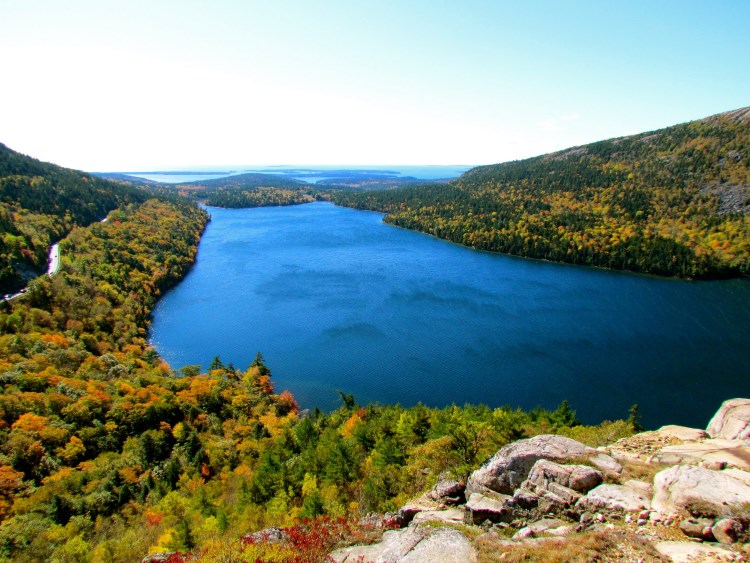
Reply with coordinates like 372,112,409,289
1,0,748,170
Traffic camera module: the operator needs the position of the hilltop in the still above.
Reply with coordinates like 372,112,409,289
333,107,750,278
0,143,146,293
213,399,750,563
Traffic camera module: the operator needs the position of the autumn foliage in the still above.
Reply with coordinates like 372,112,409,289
333,109,750,278
0,168,636,561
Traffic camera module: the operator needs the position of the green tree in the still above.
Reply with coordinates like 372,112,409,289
445,410,491,482
550,400,581,428
337,390,356,410
628,404,644,432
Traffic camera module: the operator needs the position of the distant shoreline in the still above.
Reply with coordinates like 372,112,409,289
106,165,474,185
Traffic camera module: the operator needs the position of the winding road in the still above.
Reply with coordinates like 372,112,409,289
47,243,60,277
3,243,60,301
5,213,111,301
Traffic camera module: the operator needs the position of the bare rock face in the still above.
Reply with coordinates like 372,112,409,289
512,517,568,540
607,430,683,462
525,459,603,493
330,527,424,562
706,398,750,440
330,525,477,563
576,483,651,513
464,492,511,525
347,402,750,563
241,526,289,544
679,517,715,541
466,435,621,497
725,467,750,486
652,465,750,518
428,473,465,504
655,540,736,562
657,425,709,442
400,527,477,563
411,508,465,526
623,479,652,496
650,438,750,471
512,459,603,510
606,401,750,468
397,502,431,526
711,518,744,544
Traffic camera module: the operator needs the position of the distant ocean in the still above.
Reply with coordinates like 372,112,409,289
125,164,473,184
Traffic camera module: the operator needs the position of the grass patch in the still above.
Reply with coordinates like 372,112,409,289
475,529,669,562
619,459,671,484
556,420,635,448
419,520,484,539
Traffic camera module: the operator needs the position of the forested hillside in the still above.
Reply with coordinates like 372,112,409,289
333,107,750,278
0,199,635,561
0,144,146,293
170,172,437,208
315,175,433,191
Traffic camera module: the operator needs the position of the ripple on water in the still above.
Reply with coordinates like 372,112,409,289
149,202,750,428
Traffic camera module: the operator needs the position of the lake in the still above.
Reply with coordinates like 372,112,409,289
149,202,750,429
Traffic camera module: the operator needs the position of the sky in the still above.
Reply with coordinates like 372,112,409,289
1,0,749,171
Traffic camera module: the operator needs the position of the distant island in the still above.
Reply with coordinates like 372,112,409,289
102,106,750,279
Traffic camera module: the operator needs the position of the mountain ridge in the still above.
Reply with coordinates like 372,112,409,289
332,105,750,278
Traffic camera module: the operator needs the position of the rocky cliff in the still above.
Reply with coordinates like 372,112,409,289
143,399,750,562
327,398,750,562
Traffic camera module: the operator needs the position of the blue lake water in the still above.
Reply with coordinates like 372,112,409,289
149,202,750,429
